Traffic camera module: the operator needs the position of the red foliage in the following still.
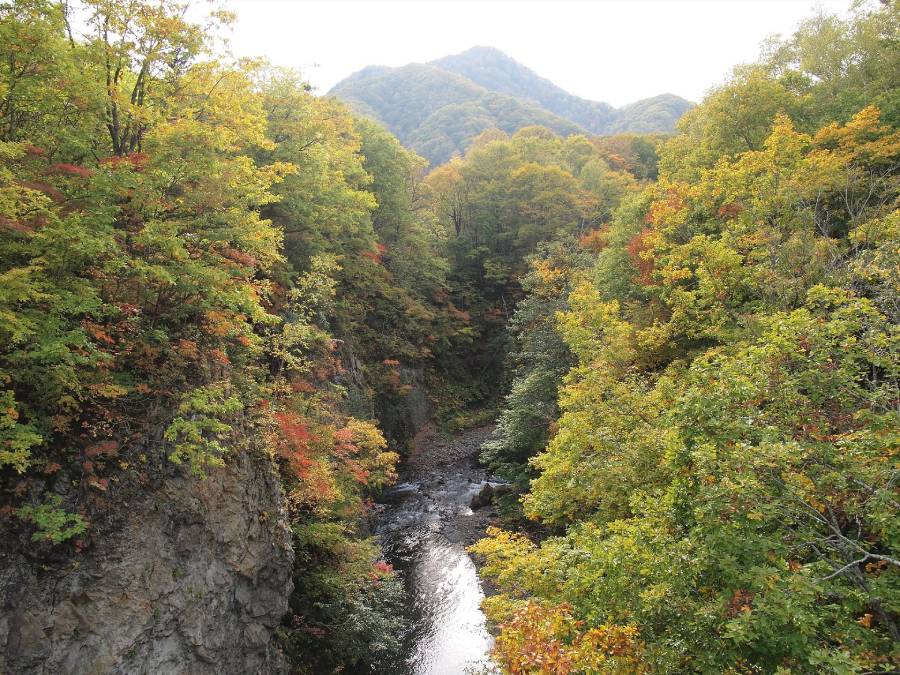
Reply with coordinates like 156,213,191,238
85,440,119,458
483,306,504,322
373,560,393,575
291,615,327,637
349,462,370,484
333,426,360,459
333,427,355,444
274,411,314,479
626,229,655,286
19,180,65,202
50,163,94,178
290,378,317,393
0,216,35,233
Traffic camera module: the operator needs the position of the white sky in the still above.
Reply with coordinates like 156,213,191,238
222,0,854,107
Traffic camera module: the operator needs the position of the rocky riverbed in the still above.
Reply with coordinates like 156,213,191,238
372,425,506,675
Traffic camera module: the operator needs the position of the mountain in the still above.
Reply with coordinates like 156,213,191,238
606,93,694,134
431,46,616,134
331,61,584,165
330,46,693,165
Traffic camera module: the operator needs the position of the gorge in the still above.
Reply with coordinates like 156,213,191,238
1,1,897,673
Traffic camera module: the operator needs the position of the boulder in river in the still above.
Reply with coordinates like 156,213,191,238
470,483,494,509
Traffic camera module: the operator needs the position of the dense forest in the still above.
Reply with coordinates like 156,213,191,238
472,3,900,672
0,0,897,674
330,47,693,165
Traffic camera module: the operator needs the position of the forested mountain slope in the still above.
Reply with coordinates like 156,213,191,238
433,46,692,135
332,63,583,165
330,47,692,164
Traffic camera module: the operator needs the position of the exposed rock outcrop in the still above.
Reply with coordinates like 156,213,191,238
0,451,293,674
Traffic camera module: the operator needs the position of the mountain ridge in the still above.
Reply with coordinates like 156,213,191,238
330,46,693,164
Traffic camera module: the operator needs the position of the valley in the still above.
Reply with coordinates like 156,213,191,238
0,1,897,673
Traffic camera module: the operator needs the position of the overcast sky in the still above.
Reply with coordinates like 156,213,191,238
222,0,853,107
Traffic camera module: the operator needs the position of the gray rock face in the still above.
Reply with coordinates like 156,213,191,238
0,452,294,674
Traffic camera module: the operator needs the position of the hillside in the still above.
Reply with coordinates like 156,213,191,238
330,46,693,164
331,61,584,164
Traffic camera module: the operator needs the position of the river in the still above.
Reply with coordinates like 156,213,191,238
373,426,501,675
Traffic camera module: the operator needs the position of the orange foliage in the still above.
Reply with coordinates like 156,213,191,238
725,589,755,617
717,202,743,219
204,310,235,337
493,602,646,674
88,476,109,491
626,229,655,286
208,348,230,365
448,306,471,322
99,152,148,171
176,339,200,359
84,321,116,345
579,226,610,253
645,189,685,226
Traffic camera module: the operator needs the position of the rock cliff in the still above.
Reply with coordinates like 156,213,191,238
1,451,293,674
